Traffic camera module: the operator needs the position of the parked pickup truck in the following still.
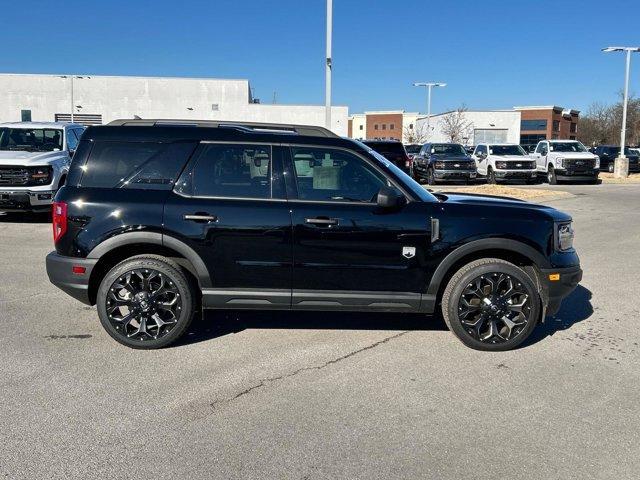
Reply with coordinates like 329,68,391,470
472,143,537,184
0,122,85,212
530,140,599,184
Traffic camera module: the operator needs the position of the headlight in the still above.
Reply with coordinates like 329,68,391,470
594,156,600,169
434,161,445,169
556,222,574,251
29,166,53,185
495,161,508,169
556,157,564,168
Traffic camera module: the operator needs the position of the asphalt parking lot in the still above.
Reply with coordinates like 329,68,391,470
1,183,639,479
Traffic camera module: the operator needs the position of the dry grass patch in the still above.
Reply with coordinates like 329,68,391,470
599,173,640,183
427,184,573,202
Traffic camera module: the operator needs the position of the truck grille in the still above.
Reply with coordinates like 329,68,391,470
0,167,30,186
504,161,536,170
566,158,595,169
448,161,476,170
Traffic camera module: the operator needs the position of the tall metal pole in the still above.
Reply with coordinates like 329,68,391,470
619,49,631,160
426,84,433,135
325,0,332,131
70,76,74,123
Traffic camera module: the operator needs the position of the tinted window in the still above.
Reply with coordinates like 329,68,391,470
521,119,547,131
66,130,79,151
291,147,387,203
404,144,422,154
189,144,273,199
80,141,197,189
431,144,466,155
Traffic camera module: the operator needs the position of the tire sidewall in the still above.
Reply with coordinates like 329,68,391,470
444,261,541,351
96,257,194,349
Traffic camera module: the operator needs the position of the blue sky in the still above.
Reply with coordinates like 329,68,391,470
2,0,639,114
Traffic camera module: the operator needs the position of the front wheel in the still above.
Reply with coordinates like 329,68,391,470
487,167,497,184
96,255,195,349
608,163,614,173
547,166,558,185
441,258,541,351
427,168,437,185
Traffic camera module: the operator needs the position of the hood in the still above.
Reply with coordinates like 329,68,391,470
0,150,65,165
432,154,471,161
553,151,598,160
436,191,572,222
493,155,529,161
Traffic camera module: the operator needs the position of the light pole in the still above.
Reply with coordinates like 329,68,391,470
325,0,333,131
602,46,640,178
413,82,446,139
58,75,90,123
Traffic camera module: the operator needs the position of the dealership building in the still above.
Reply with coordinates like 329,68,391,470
0,73,349,135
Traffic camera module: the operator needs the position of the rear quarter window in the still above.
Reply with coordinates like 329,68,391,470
78,141,197,190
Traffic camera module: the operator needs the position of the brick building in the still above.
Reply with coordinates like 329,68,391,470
514,106,580,151
347,110,422,142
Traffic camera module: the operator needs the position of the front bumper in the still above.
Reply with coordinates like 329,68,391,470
0,189,55,212
554,168,599,180
434,169,477,180
46,252,98,305
495,170,537,180
540,265,583,315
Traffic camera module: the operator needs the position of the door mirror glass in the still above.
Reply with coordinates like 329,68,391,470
376,186,405,209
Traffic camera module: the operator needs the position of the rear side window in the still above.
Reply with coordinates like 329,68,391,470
79,141,197,189
186,144,276,199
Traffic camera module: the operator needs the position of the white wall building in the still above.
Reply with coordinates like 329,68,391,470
0,73,348,135
417,110,521,146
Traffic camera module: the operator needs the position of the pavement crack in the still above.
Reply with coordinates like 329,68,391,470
209,330,409,410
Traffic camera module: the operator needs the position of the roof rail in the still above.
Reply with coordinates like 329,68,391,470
107,119,339,138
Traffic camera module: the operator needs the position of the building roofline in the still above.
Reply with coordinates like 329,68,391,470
0,72,251,83
514,105,580,114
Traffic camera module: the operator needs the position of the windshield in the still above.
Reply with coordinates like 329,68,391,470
0,128,64,152
359,143,436,202
551,142,587,153
404,144,422,154
363,141,407,156
490,145,526,156
605,146,632,155
432,144,466,156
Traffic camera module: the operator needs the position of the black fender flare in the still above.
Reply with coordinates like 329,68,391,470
426,238,549,296
87,231,211,288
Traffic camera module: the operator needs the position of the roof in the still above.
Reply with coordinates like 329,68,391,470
514,105,580,115
0,121,83,129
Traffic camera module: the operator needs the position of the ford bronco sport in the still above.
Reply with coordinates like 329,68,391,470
46,119,582,351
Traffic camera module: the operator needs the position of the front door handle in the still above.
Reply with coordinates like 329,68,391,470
305,217,338,226
183,213,218,223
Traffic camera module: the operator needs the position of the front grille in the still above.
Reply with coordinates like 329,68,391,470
446,161,476,170
565,158,595,169
0,167,30,186
500,161,536,170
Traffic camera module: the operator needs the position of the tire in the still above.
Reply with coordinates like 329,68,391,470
547,166,558,185
441,258,541,351
427,168,436,185
96,255,195,349
487,167,497,184
608,163,614,173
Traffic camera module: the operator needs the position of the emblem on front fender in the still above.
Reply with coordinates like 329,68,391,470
402,246,416,259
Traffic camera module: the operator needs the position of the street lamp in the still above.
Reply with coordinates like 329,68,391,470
413,82,446,139
602,46,640,178
58,75,90,123
325,0,333,130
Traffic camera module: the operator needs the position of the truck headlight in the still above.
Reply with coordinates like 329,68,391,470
29,166,53,185
495,161,508,169
556,222,574,251
556,157,564,168
594,156,600,169
434,161,445,169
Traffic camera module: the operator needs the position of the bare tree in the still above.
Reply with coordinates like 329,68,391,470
578,94,640,146
402,123,429,144
441,105,474,143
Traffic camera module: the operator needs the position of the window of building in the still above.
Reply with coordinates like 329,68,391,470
570,123,577,133
520,119,547,131
359,125,363,130
80,141,197,190
290,147,389,203
553,120,560,132
474,129,508,144
21,110,32,122
389,124,394,130
409,123,414,130
374,124,379,130
569,135,576,140
187,144,275,199
382,124,387,130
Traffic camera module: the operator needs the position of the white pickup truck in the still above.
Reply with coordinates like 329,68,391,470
0,122,85,212
530,139,599,184
472,143,537,184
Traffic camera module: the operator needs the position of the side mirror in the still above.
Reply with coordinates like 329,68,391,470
376,186,406,210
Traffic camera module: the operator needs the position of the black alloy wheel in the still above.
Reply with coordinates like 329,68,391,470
442,258,540,351
608,162,614,173
97,255,194,349
487,167,497,184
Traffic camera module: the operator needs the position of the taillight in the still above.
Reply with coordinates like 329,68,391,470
52,201,67,243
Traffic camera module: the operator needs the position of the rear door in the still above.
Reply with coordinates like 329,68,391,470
163,142,293,309
284,145,432,311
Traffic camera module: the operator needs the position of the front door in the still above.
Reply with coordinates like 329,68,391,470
163,142,292,309
284,145,432,311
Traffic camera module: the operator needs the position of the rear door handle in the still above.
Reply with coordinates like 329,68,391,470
183,213,218,223
305,217,338,226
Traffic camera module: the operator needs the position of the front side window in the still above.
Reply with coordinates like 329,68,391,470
291,147,387,203
66,129,78,151
0,128,63,152
189,144,274,199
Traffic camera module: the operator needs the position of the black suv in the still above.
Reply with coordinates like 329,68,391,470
361,140,411,174
593,145,640,173
412,143,477,184
46,120,582,351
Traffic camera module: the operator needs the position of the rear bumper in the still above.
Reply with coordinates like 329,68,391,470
0,189,55,212
540,265,583,315
46,252,98,305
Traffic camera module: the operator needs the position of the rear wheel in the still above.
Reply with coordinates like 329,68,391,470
608,162,614,173
96,255,195,349
441,258,541,351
